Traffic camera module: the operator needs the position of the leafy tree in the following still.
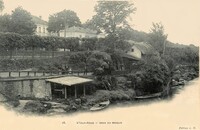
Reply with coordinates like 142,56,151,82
48,10,81,35
148,22,168,54
116,27,149,42
130,55,170,95
10,7,36,35
80,38,97,51
68,51,92,71
0,14,12,32
0,0,4,12
82,19,101,33
92,1,136,35
0,32,25,58
65,38,80,52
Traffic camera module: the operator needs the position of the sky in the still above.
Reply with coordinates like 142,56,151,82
2,0,200,46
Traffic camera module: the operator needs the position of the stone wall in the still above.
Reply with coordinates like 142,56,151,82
0,79,52,100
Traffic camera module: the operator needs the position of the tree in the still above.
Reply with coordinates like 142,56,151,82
0,14,12,32
92,1,136,35
48,10,81,36
9,7,36,35
148,22,168,54
0,0,4,13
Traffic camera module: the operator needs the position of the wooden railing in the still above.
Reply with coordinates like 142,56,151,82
0,70,93,78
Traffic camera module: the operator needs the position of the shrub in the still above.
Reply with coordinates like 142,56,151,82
23,101,51,114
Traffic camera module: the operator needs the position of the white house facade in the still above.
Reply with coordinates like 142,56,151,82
32,16,49,37
59,26,106,38
126,40,159,60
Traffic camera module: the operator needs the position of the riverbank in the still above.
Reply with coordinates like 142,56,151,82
0,77,198,116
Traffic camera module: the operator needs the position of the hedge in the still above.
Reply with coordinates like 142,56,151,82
0,32,104,58
0,32,104,50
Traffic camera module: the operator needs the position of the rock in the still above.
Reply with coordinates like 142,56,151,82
47,108,66,114
75,98,81,105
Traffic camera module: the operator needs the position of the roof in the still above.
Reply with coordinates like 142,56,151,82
121,53,140,60
46,76,93,86
126,40,157,55
31,15,48,25
60,26,97,34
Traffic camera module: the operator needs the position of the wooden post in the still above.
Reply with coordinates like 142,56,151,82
75,86,77,98
83,85,86,96
27,71,30,76
34,71,36,76
64,87,67,99
19,72,21,77
9,72,11,77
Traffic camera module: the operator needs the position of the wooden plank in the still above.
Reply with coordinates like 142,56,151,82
83,85,86,96
65,87,67,99
75,86,77,98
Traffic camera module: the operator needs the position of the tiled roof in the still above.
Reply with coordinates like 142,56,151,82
31,15,48,25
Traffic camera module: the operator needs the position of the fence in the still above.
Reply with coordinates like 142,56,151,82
0,50,70,59
0,70,93,78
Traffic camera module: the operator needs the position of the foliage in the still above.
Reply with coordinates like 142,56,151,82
47,10,81,33
95,35,131,51
129,55,170,95
23,101,51,114
0,56,69,71
0,32,82,52
148,22,167,54
9,7,36,35
165,46,199,66
0,14,12,32
80,38,98,51
87,89,135,104
0,0,4,12
116,27,149,42
92,1,136,35
87,51,112,75
68,51,92,70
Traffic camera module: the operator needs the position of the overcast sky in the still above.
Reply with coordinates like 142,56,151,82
2,0,200,46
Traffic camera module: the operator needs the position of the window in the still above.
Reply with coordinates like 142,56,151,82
38,27,41,33
131,48,134,52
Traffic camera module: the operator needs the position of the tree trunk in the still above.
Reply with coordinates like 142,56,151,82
52,50,54,58
32,47,35,60
9,49,13,59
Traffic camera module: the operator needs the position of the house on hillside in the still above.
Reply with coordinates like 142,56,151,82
126,40,159,59
113,40,159,70
59,26,106,38
32,16,49,37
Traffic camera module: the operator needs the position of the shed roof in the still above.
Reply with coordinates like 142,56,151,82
46,76,93,86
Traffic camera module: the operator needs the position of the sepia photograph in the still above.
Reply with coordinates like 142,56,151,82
0,0,199,130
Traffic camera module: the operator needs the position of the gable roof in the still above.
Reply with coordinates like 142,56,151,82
31,15,48,25
126,40,157,55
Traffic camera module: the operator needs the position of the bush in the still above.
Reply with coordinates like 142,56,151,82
129,56,170,95
88,89,136,104
23,101,51,114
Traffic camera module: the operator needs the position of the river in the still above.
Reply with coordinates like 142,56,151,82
0,78,199,130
